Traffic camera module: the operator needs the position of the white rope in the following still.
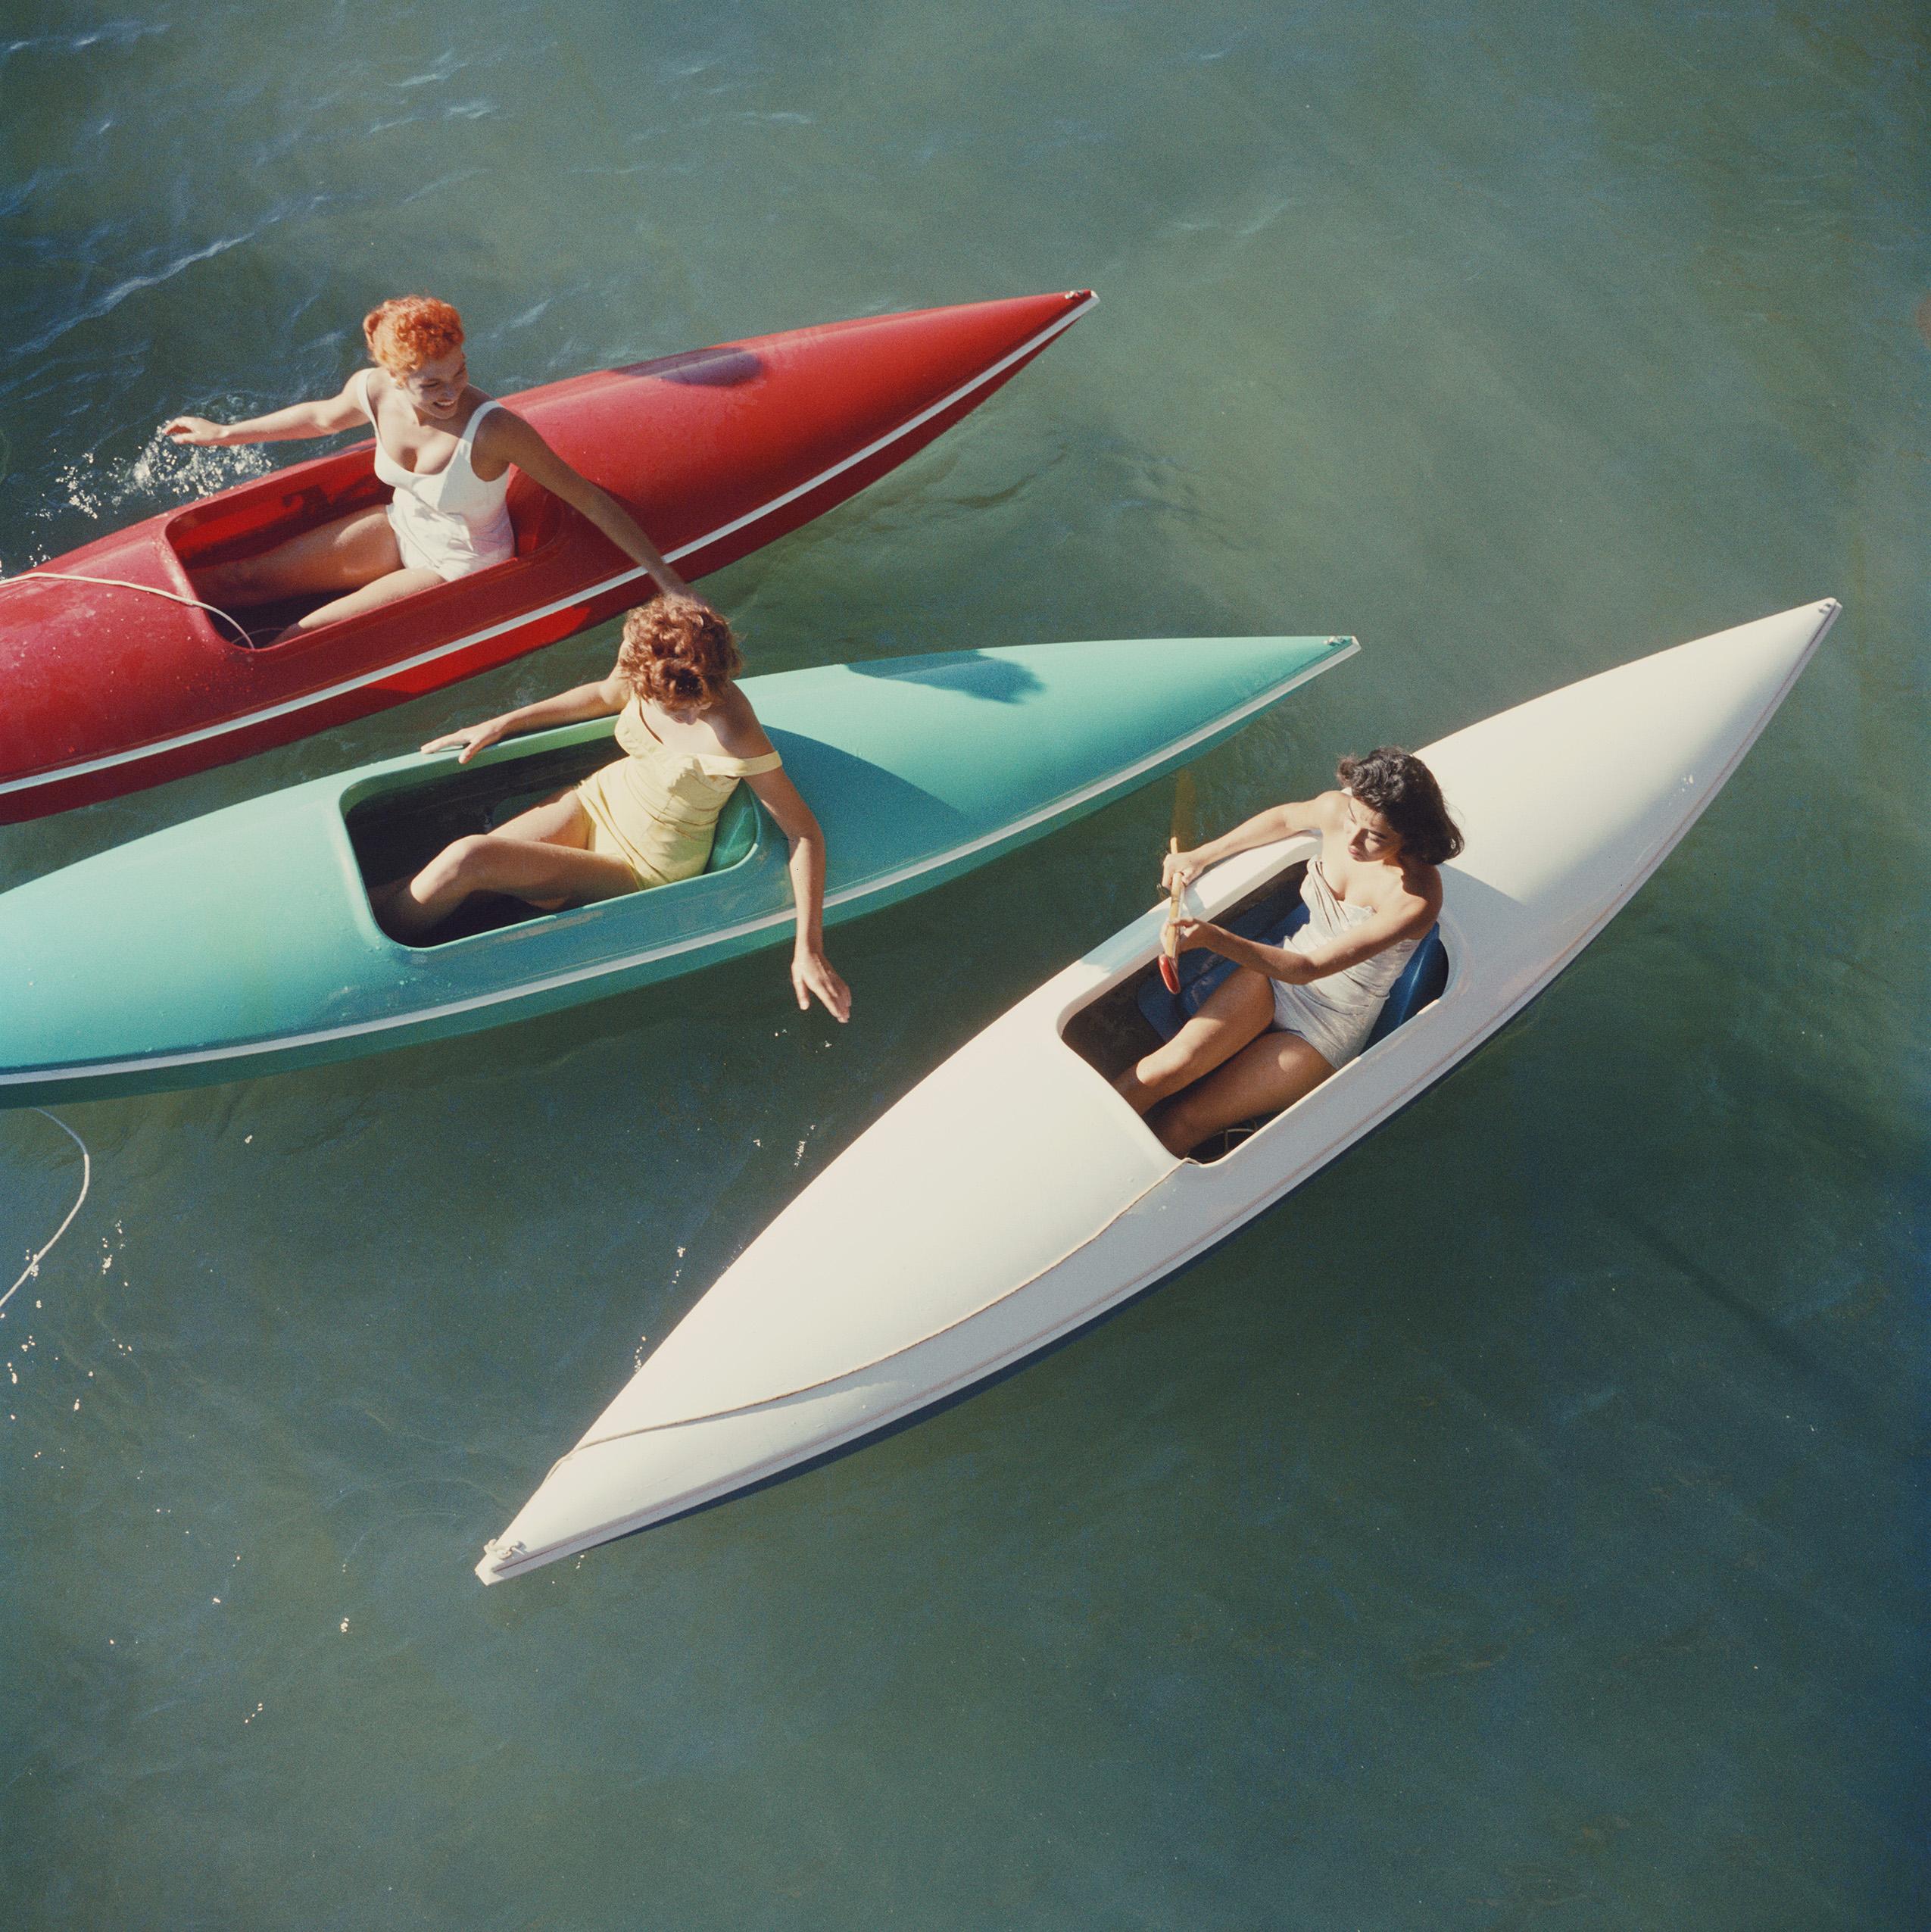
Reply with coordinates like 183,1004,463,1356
0,569,256,648
3,1110,92,1314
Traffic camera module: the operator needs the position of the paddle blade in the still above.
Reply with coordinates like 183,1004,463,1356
1170,766,1197,848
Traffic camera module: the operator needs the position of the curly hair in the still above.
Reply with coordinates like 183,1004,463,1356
362,295,465,374
618,597,743,710
1336,747,1464,866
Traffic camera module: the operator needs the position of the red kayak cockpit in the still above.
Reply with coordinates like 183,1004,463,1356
163,448,566,648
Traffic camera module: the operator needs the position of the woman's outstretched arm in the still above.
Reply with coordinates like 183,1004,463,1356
743,763,851,1022
483,411,694,601
1163,792,1340,890
421,664,632,763
162,376,367,447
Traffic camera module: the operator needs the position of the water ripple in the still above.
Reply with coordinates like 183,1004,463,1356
18,232,255,360
0,20,167,66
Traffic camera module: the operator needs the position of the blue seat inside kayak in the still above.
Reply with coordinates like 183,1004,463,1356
1136,891,1448,1051
703,785,760,874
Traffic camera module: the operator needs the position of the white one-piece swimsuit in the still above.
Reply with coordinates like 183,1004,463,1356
355,370,516,581
1268,859,1421,1071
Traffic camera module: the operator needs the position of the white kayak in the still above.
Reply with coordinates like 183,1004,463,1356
479,600,1840,1584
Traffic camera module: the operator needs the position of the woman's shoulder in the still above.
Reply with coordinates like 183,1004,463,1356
462,397,517,482
469,396,523,445
706,688,776,760
1398,861,1444,919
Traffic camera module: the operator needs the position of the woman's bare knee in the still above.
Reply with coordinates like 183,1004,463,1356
421,835,490,891
1116,1044,1186,1113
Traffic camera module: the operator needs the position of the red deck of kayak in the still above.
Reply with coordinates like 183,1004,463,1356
0,290,1094,822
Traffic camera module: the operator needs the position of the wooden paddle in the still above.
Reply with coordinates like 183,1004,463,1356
1159,769,1197,993
1160,838,1183,992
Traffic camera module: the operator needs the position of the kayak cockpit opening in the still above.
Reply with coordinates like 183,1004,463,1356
343,749,761,946
164,457,562,648
1060,860,1451,1163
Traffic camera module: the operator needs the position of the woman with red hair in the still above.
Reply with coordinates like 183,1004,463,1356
370,597,850,1021
162,295,689,640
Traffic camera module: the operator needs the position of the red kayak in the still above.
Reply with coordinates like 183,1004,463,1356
0,289,1094,823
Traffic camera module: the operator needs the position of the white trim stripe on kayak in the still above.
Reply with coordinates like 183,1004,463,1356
2,638,1351,1091
2,294,1100,803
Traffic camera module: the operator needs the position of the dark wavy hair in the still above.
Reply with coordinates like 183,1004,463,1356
618,596,743,710
1336,748,1464,866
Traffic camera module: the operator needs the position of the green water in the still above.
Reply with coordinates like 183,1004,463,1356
2,2,1926,1926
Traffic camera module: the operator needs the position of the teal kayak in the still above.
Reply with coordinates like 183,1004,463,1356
0,635,1354,1106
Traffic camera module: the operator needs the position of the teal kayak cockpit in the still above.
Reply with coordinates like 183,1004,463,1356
342,744,765,948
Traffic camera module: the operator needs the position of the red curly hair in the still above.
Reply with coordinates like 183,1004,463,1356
619,597,742,710
362,295,465,374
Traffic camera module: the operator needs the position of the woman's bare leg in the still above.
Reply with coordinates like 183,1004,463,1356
195,507,404,608
371,792,637,941
1147,1030,1337,1157
191,506,444,644
269,564,442,641
1115,966,1275,1114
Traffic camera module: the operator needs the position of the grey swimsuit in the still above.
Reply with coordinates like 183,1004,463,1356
1268,860,1420,1069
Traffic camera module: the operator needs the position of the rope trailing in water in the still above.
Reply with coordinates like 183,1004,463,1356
0,569,256,648
3,1110,92,1315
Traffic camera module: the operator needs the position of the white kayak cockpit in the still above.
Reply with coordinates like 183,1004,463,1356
1058,842,1454,1163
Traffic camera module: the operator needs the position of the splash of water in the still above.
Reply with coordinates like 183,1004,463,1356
29,430,274,546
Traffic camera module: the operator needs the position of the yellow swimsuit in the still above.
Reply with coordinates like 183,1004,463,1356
575,699,781,888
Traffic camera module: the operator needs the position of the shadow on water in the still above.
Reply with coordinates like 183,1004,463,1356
845,650,1047,704
613,345,763,388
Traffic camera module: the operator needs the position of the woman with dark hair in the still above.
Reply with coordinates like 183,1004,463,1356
1115,748,1460,1154
370,596,850,1021
162,295,688,641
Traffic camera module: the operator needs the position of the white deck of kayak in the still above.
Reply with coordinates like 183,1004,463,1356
480,601,1841,1582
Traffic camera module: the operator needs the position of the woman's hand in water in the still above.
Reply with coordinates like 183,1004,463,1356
1168,916,1227,957
1162,847,1206,893
161,416,228,446
421,717,509,763
791,946,852,1024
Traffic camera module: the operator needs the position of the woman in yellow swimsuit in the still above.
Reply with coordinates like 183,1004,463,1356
372,597,850,1021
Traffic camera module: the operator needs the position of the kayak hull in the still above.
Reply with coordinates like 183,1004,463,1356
0,292,1095,822
0,633,1354,1106
479,600,1840,1584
